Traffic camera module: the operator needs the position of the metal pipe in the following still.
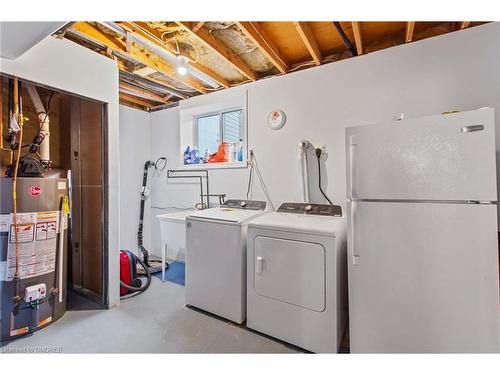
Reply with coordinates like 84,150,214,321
333,22,357,57
25,84,50,165
119,70,188,99
298,140,310,203
100,22,221,89
167,169,210,208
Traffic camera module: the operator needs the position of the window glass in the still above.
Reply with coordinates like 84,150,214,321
222,110,243,143
197,114,220,155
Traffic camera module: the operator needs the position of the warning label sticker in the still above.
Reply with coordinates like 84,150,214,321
4,211,62,281
9,223,35,243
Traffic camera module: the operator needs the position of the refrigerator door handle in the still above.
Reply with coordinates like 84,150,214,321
349,135,358,200
350,200,359,261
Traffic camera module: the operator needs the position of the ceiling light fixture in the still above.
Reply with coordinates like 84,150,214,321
177,55,189,76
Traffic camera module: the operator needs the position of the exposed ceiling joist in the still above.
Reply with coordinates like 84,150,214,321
293,22,322,66
405,22,416,43
120,92,155,108
459,21,471,29
192,22,205,33
119,22,230,88
72,22,208,94
351,22,364,55
119,81,172,103
118,63,190,99
176,21,257,81
236,22,289,74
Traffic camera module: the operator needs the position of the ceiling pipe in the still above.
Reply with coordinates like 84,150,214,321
333,22,357,57
119,70,189,100
98,22,221,89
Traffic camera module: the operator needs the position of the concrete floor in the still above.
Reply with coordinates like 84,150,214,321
1,278,300,353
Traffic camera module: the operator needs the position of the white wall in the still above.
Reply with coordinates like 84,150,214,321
119,106,152,254
121,23,500,255
1,36,121,307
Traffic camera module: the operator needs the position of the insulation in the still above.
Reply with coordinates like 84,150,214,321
204,22,279,76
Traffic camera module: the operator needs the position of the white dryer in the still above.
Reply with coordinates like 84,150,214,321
185,200,267,323
247,203,347,353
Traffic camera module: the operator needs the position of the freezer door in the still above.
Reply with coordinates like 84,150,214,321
347,201,500,353
346,108,497,201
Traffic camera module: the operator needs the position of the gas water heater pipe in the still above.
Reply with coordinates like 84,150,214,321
25,84,50,165
298,140,310,203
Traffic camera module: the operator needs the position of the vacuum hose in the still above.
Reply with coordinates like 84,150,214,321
120,256,152,293
137,161,152,266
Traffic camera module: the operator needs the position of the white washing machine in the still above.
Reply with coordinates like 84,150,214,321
185,199,267,323
247,203,347,353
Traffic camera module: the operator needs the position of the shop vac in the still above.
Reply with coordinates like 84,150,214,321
119,158,167,298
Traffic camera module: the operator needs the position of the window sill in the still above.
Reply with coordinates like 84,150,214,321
179,161,248,170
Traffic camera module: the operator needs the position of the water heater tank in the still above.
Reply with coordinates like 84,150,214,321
0,176,68,341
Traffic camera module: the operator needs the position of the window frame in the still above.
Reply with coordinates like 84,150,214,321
194,107,244,157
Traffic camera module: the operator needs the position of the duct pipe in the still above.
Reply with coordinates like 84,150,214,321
298,140,310,203
99,22,221,89
26,84,50,165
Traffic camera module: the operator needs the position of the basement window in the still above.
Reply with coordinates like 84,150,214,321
195,109,243,156
179,89,247,169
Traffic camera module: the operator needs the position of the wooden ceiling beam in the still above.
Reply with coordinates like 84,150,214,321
119,81,172,103
405,22,416,43
176,21,257,81
294,22,322,65
72,22,207,94
117,61,190,99
119,98,148,111
351,22,364,55
459,21,471,29
121,22,230,88
120,92,156,108
236,22,289,74
191,22,205,33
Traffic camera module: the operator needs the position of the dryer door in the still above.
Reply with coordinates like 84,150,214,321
254,236,326,312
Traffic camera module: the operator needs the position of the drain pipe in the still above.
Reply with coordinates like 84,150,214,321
298,140,310,203
26,84,50,166
333,22,357,57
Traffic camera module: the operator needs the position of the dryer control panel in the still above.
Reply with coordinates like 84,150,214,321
223,200,267,210
277,202,342,217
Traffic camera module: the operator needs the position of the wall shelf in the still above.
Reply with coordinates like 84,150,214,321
179,161,248,170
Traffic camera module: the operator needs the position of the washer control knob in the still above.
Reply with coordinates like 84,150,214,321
305,204,312,212
240,201,247,207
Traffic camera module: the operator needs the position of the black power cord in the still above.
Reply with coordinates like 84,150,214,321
315,148,334,205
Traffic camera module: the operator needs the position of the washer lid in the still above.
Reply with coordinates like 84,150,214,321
247,212,344,236
156,210,195,223
187,206,265,224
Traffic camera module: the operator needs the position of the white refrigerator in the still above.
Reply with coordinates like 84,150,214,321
346,108,500,353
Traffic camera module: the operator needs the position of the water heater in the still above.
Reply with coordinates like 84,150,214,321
0,176,68,341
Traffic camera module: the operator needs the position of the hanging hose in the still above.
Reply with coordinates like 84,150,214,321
137,157,168,270
315,147,334,205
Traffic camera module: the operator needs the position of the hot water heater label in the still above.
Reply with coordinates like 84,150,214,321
3,211,61,281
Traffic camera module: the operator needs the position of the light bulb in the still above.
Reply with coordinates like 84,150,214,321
177,65,188,76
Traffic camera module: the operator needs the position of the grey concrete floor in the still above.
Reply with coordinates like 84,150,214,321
1,278,300,353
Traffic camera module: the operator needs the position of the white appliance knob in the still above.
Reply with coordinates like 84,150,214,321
305,204,312,211
240,201,247,207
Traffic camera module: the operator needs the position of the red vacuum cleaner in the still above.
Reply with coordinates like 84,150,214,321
120,250,151,298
